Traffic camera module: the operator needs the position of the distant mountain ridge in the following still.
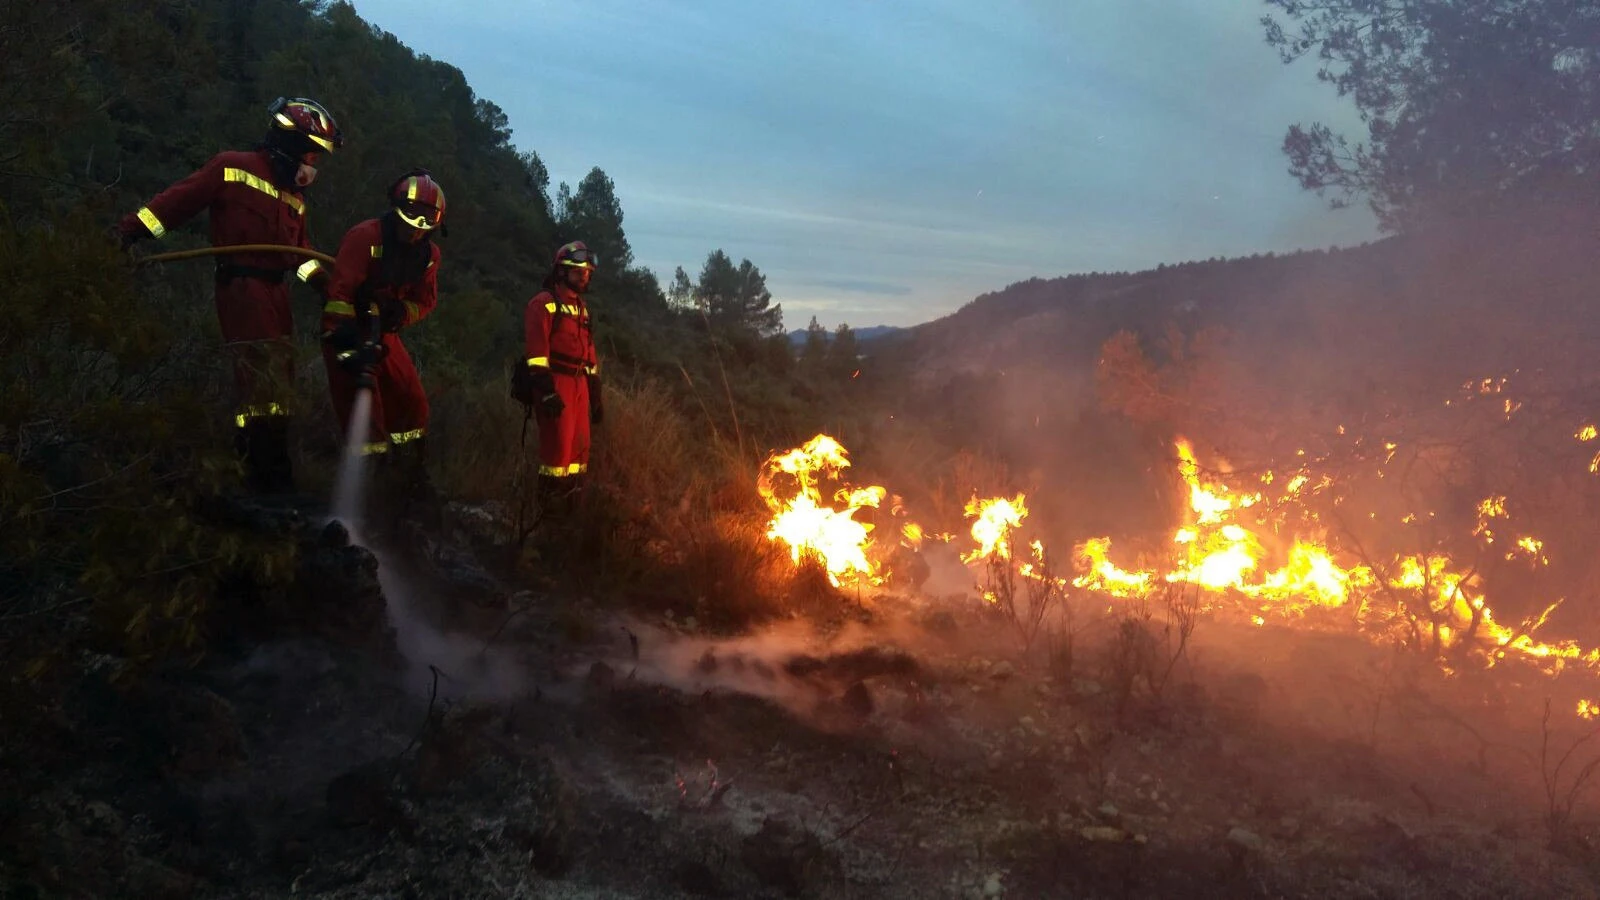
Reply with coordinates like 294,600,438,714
785,324,904,347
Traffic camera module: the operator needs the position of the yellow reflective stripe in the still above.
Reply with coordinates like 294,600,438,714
543,302,584,316
323,300,355,316
361,442,390,456
526,357,550,368
584,364,599,376
403,301,421,325
369,245,383,258
406,178,419,201
137,207,166,238
538,462,587,477
296,259,322,282
391,428,425,445
233,402,287,427
222,167,305,214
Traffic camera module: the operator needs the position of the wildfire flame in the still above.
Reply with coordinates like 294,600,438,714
753,430,1600,677
961,494,1028,563
759,434,886,587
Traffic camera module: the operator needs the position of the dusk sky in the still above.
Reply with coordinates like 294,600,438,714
347,0,1378,329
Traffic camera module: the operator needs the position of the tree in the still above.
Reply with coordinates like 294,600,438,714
692,249,783,337
799,316,829,372
667,266,696,311
557,167,633,270
827,323,860,380
1262,0,1600,230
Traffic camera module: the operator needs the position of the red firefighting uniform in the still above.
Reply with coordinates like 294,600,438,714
319,217,439,455
118,149,325,425
524,285,598,477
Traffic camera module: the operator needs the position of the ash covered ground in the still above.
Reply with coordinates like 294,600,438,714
9,503,1600,900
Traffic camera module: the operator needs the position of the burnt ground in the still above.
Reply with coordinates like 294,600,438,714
6,502,1600,899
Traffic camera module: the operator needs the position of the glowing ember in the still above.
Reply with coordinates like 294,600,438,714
1580,699,1600,720
1578,425,1598,442
758,434,886,587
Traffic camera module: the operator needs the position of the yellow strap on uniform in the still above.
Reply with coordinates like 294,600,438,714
137,207,166,238
538,462,587,477
369,245,383,258
223,167,306,214
526,356,550,368
391,428,425,445
403,301,421,325
361,442,389,456
543,302,584,317
296,259,322,281
234,402,287,427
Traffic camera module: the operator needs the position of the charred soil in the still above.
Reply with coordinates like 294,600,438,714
5,503,1600,900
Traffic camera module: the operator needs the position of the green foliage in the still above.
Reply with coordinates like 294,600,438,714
691,250,784,338
1262,0,1600,230
0,211,297,675
0,0,866,673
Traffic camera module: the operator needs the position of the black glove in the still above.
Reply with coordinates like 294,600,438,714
378,299,406,333
326,323,384,375
110,226,140,254
587,373,604,425
538,390,565,419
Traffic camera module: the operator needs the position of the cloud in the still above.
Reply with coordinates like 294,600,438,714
800,278,915,297
347,0,1381,328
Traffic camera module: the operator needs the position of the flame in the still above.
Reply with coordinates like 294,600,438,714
902,522,925,549
759,434,886,587
1578,425,1598,442
750,431,1600,677
1580,699,1600,720
962,494,1028,563
1071,438,1598,672
1072,537,1152,597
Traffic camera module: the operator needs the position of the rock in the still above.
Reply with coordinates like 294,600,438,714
982,872,1005,897
505,820,572,877
1227,826,1264,857
1080,826,1126,842
1097,802,1120,821
841,681,874,718
292,523,390,649
674,858,723,896
128,681,247,779
587,660,616,690
326,758,404,829
919,609,959,635
741,818,822,896
989,661,1015,680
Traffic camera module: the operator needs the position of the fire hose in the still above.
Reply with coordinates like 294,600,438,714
138,242,380,386
134,243,337,268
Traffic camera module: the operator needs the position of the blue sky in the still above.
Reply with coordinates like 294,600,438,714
346,0,1377,328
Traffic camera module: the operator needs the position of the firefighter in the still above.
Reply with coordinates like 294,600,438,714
320,169,446,524
519,240,604,511
116,96,343,494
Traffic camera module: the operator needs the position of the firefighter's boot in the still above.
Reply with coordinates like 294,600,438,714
393,437,443,532
236,417,296,496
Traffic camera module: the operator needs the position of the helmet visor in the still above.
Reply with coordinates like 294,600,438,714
396,200,442,230
560,247,597,268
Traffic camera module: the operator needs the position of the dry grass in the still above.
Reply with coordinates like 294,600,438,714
414,371,841,629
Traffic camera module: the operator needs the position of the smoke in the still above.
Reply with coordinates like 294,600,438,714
597,612,941,722
919,542,976,599
373,550,529,702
